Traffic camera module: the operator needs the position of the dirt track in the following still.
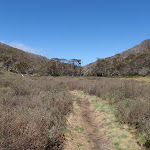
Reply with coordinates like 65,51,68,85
64,91,142,150
64,91,114,150
77,95,113,150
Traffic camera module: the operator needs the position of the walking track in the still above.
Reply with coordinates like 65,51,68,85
63,91,143,150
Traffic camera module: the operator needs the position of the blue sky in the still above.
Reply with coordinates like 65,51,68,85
0,0,150,65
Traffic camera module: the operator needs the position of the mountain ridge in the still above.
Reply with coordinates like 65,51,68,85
0,42,82,76
84,39,150,76
0,39,150,76
113,39,150,58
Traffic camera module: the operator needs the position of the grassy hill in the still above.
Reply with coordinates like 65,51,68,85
84,39,150,76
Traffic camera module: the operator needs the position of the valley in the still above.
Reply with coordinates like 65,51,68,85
0,40,150,149
0,69,150,149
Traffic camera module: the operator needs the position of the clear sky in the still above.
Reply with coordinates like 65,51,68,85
0,0,150,65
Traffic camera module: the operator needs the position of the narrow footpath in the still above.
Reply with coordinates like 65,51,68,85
63,91,143,150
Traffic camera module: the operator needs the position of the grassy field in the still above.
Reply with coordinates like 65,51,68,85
1,69,150,149
0,68,20,76
121,76,150,82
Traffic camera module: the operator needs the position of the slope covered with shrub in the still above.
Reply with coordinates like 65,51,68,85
0,42,82,76
84,39,150,76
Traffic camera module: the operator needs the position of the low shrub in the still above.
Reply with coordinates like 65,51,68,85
0,76,73,150
61,76,150,146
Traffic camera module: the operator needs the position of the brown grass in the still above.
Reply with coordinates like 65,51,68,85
122,76,150,82
72,91,142,150
0,76,73,150
1,75,150,149
60,76,150,148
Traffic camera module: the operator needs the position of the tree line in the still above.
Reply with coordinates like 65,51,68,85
1,55,82,76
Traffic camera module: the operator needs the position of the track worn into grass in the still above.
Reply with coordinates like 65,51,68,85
64,91,114,150
64,91,143,150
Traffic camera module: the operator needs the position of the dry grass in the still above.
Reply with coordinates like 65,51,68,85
1,74,150,149
0,68,20,77
64,96,95,150
122,76,150,82
60,76,150,148
75,91,142,150
0,76,73,150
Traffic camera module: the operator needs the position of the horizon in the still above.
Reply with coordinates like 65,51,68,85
1,0,150,65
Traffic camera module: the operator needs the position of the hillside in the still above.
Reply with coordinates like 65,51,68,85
84,39,150,76
0,42,49,74
1,40,150,76
0,43,82,76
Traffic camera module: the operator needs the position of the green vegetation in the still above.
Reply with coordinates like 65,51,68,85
15,61,28,73
77,142,84,147
0,68,20,76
